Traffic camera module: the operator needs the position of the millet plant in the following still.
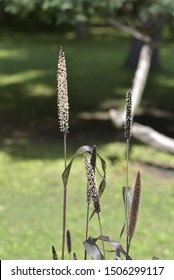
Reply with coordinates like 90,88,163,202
52,47,142,260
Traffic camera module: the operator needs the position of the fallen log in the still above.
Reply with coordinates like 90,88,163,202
109,108,174,154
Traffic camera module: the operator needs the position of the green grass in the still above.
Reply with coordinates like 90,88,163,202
0,141,173,259
0,31,174,259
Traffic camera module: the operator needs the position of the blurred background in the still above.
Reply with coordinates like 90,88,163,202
0,0,174,260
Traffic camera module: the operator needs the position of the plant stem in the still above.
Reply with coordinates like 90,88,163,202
126,139,129,189
98,214,105,259
125,139,130,256
62,132,67,260
64,132,67,169
84,204,90,260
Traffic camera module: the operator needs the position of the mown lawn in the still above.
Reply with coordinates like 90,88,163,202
0,31,174,259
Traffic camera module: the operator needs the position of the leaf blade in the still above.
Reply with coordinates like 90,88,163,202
83,237,103,260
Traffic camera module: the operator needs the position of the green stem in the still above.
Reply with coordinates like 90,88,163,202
126,140,129,188
98,214,105,259
84,204,90,260
64,132,67,170
126,237,131,259
62,132,67,260
125,139,130,256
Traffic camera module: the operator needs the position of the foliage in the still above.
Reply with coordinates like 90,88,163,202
3,0,37,17
1,0,174,34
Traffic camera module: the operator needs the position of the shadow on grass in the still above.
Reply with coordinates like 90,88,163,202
0,33,174,161
0,118,119,160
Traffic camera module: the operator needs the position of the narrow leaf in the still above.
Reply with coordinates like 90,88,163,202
98,176,106,197
97,235,131,259
62,145,92,186
123,186,133,216
120,186,132,239
62,145,106,191
83,237,103,260
119,222,125,240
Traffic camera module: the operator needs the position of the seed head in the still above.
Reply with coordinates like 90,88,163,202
73,252,77,260
91,186,101,214
52,245,58,260
128,171,141,240
90,145,97,174
84,156,95,204
57,47,69,133
84,156,101,213
124,89,132,141
66,229,72,254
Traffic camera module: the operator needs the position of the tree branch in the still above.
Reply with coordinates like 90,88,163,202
107,18,151,44
132,123,174,154
107,18,174,48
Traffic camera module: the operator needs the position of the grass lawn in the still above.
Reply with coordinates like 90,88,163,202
0,31,174,259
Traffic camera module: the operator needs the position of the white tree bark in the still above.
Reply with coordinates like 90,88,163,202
108,43,174,154
132,123,174,154
109,44,152,127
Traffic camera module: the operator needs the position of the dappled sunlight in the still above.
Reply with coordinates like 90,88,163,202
0,70,51,86
0,49,28,60
26,83,55,97
131,144,174,168
140,108,173,118
99,86,131,109
156,75,174,88
99,97,124,110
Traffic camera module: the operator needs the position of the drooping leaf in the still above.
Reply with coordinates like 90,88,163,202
98,176,106,197
97,235,131,259
83,236,103,260
97,153,106,178
62,145,106,193
96,152,106,199
62,145,92,186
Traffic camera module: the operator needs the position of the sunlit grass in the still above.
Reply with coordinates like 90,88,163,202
0,70,48,86
0,141,173,259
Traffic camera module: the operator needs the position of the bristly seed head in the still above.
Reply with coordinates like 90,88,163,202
128,171,141,240
57,47,69,133
124,89,132,141
91,186,101,214
73,252,77,260
66,229,72,254
90,145,97,173
84,156,95,204
52,245,58,260
84,155,101,213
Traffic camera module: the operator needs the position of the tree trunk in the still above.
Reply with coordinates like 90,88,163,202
75,21,88,39
109,44,152,127
125,25,162,70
